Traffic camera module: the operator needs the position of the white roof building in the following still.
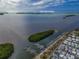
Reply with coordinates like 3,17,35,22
50,32,79,59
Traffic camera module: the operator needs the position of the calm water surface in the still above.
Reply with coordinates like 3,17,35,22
0,14,79,59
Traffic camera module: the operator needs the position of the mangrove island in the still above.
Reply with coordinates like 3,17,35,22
28,30,55,42
0,43,14,59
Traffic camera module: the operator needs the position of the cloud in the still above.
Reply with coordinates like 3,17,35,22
0,0,71,12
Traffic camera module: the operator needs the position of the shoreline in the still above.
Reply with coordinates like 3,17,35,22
34,32,70,59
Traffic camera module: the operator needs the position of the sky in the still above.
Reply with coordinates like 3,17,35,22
0,0,79,13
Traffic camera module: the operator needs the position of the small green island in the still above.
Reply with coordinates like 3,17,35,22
28,30,55,42
0,43,14,59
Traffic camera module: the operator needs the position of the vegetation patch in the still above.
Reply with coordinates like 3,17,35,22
75,32,79,36
28,30,55,42
0,43,14,59
74,29,79,36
